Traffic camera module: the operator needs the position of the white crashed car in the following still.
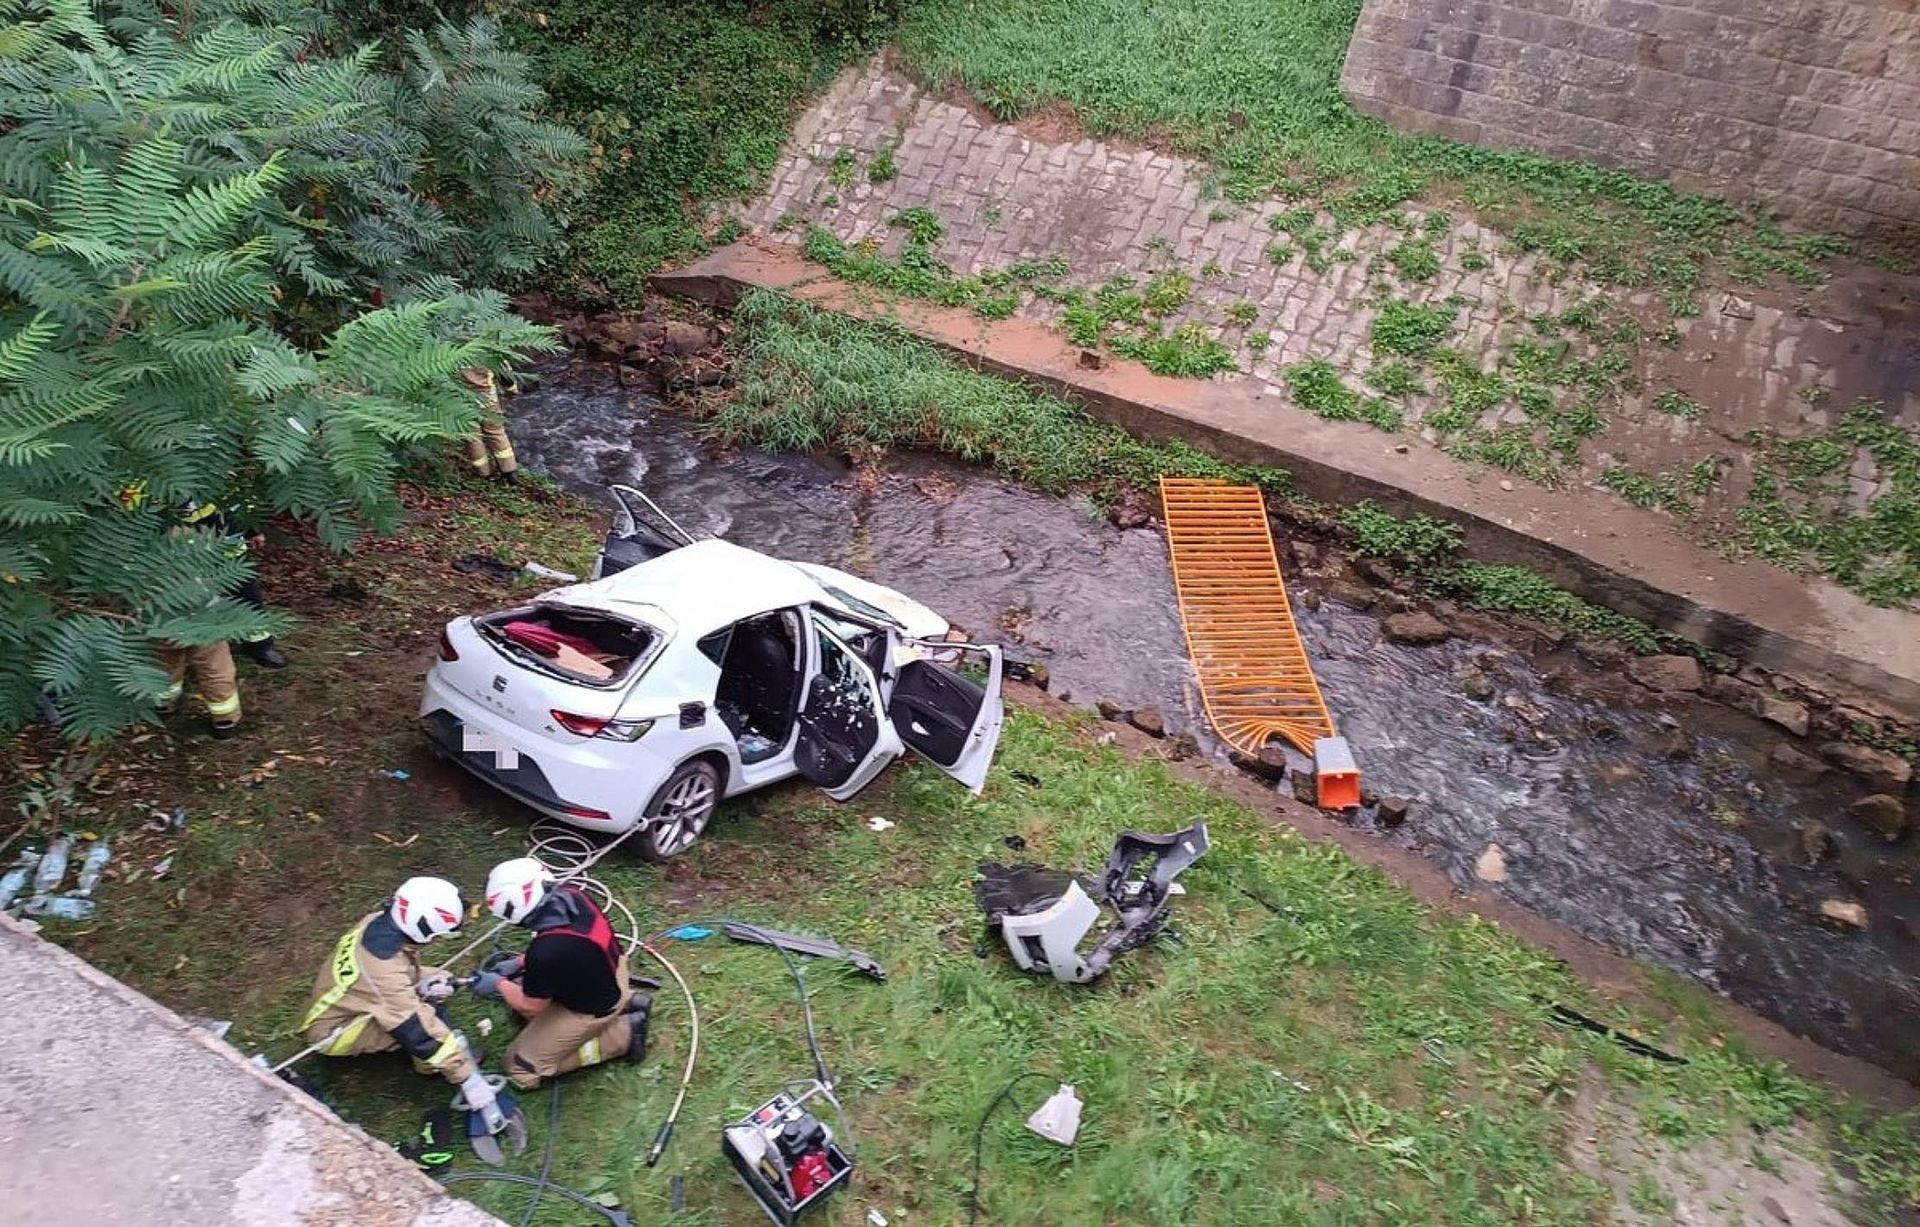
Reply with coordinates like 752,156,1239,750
420,487,1006,860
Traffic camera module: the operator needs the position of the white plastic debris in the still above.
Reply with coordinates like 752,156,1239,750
523,562,580,583
1025,1084,1082,1145
865,817,895,833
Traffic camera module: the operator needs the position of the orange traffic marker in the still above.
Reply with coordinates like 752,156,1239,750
1158,477,1360,807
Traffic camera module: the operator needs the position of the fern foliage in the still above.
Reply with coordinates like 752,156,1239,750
0,0,575,736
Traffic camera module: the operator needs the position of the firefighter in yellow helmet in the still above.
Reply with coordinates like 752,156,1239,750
298,876,510,1136
459,368,519,482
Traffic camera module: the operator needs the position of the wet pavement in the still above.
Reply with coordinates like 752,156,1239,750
508,358,1920,1079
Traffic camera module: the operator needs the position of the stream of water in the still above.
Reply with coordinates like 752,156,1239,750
507,357,1920,1079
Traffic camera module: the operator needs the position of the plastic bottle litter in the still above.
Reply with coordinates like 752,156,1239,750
74,840,112,897
32,837,71,897
0,860,35,910
26,894,97,921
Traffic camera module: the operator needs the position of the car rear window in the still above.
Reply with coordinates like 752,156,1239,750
478,606,655,686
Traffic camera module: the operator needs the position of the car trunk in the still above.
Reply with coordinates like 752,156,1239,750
475,605,655,686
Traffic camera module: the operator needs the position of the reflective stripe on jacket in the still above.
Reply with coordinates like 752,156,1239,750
298,911,476,1083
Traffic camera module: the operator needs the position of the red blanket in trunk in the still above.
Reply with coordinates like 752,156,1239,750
501,619,603,659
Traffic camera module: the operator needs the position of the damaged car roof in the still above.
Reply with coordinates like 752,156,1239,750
535,538,941,639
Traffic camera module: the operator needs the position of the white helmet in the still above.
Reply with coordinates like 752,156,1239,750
390,876,465,943
485,857,556,925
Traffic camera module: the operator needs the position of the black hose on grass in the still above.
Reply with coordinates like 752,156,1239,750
440,1171,631,1227
518,1078,563,1227
968,1072,1053,1226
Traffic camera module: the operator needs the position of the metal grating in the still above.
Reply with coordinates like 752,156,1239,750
1158,477,1336,756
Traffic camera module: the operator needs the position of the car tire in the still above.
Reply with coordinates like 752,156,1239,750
635,759,722,862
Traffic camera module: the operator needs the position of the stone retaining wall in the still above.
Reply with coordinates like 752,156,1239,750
1340,0,1920,247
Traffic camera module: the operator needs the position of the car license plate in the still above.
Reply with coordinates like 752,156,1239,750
462,726,522,770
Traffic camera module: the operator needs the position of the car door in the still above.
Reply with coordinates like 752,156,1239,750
792,616,905,801
887,636,1007,794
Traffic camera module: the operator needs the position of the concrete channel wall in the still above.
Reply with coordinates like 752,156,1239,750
655,243,1920,720
0,915,502,1227
1340,0,1920,248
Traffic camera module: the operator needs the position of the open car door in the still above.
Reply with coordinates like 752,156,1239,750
888,639,1006,794
793,617,905,801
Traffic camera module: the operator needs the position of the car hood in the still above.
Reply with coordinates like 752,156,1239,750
786,561,949,639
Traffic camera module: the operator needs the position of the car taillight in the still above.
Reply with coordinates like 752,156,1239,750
550,711,654,742
551,709,607,737
437,627,459,662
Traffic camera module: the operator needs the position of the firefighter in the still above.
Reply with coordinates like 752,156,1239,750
459,367,519,482
155,639,241,739
179,498,288,669
299,876,509,1135
475,857,650,1089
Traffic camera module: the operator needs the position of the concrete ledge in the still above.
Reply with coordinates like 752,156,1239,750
656,241,1920,719
0,915,502,1227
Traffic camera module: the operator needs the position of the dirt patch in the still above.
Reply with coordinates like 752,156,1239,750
1566,1070,1862,1226
941,79,1003,132
1012,98,1086,145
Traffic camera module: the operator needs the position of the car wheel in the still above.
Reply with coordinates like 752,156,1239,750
636,760,721,862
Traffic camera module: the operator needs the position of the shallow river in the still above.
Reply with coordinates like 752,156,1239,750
507,358,1920,1079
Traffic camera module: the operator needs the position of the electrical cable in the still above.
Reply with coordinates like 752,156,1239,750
437,818,645,972
967,1073,1052,1227
647,916,829,1087
440,1172,631,1227
516,1078,563,1227
638,939,697,1167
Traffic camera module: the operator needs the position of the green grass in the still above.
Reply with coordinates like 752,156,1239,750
1285,359,1402,432
890,203,946,245
1600,464,1695,516
1367,358,1425,399
1107,321,1237,378
57,685,1920,1224
1339,502,1666,651
1141,270,1192,315
61,689,1920,1224
1651,390,1706,421
505,1,888,300
1734,400,1920,606
710,290,1282,496
1385,236,1441,282
895,0,1862,292
1371,299,1458,358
